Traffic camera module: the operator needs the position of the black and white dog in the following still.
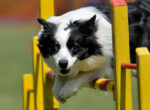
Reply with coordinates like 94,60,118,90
37,0,150,103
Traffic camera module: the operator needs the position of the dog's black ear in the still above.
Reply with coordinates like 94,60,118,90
79,15,97,35
37,18,50,29
85,15,96,27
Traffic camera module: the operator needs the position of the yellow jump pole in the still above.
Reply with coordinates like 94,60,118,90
89,78,115,92
44,71,59,110
23,74,35,110
33,36,44,110
110,0,132,110
136,47,150,110
39,0,59,109
40,0,54,20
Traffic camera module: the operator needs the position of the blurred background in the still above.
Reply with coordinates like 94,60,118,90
0,0,138,110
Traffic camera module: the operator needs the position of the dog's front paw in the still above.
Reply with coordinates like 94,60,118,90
52,86,71,103
52,86,65,103
58,87,78,103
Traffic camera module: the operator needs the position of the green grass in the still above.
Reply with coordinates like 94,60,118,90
0,25,138,110
0,25,34,110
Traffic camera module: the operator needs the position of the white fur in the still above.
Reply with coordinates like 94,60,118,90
38,7,113,103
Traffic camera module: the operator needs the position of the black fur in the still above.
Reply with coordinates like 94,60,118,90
128,1,150,63
97,1,150,63
37,18,59,58
66,15,103,60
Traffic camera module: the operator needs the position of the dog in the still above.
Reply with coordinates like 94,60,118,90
37,0,150,103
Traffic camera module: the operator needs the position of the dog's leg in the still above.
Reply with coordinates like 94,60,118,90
54,64,113,103
52,75,67,103
58,72,100,103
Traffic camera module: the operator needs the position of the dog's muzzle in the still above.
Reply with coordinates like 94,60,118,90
60,69,70,74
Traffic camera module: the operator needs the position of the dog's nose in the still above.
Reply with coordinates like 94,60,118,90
59,59,68,69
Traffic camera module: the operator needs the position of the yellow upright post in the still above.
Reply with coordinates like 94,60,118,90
40,0,54,81
33,36,44,110
33,36,40,76
44,73,59,110
110,0,132,110
120,68,132,110
40,0,54,20
39,0,54,82
136,47,150,110
39,0,59,109
23,74,35,110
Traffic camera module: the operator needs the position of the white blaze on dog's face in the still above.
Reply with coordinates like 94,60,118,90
37,15,103,77
52,25,78,75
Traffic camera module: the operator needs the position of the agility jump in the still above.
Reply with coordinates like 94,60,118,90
22,0,150,110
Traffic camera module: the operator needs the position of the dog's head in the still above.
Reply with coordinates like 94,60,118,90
37,15,102,77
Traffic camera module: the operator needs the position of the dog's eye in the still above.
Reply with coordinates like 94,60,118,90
54,43,60,51
71,46,80,55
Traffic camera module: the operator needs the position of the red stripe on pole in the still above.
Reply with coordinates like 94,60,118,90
89,78,114,92
121,63,137,69
100,79,113,91
110,0,126,6
46,70,56,79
